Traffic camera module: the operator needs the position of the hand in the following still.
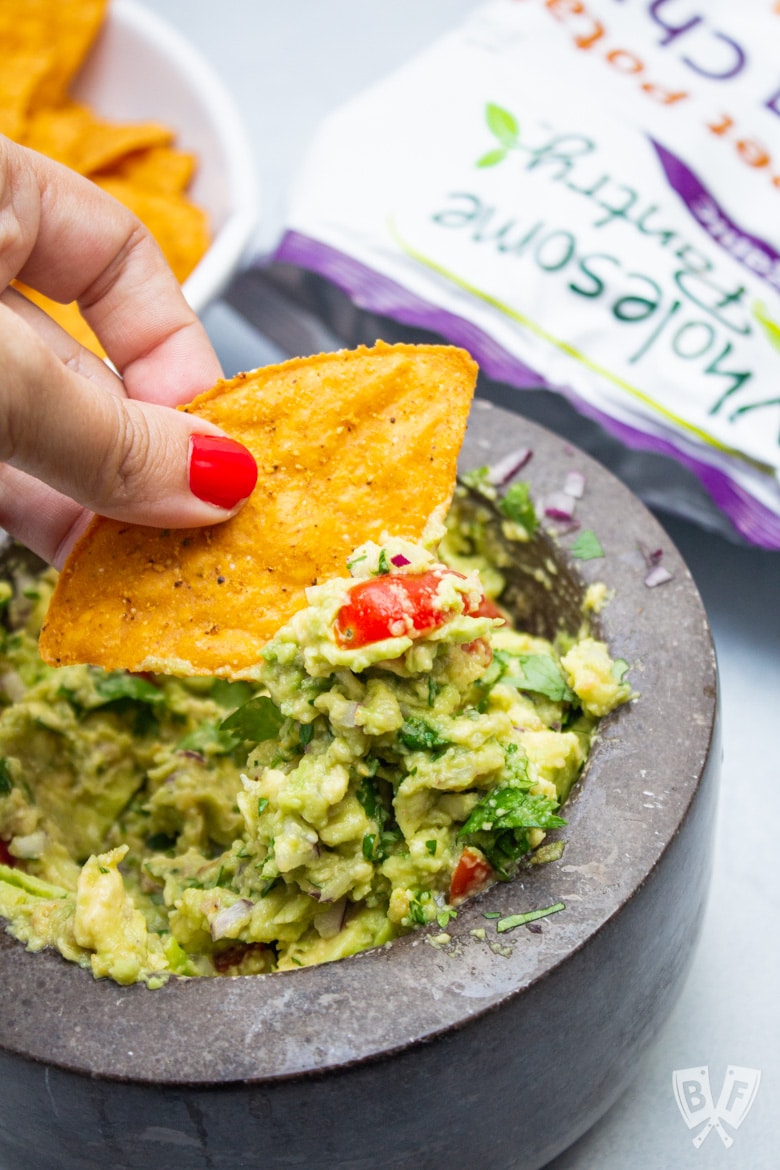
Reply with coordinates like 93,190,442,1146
0,136,258,569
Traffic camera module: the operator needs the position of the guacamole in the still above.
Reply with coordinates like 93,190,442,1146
0,505,631,987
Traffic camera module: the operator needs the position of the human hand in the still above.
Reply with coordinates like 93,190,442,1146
0,136,258,569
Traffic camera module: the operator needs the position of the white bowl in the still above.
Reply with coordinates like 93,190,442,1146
72,0,259,313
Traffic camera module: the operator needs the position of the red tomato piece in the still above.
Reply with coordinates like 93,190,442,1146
471,595,506,624
449,846,493,904
334,569,487,649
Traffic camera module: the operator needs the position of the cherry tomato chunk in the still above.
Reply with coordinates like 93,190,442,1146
334,569,487,649
449,846,493,904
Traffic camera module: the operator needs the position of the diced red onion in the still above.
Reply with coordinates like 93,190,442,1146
639,541,664,566
178,750,206,763
543,492,577,521
313,897,347,939
644,564,673,588
210,899,253,941
341,701,362,728
563,470,585,499
486,446,532,486
390,554,411,567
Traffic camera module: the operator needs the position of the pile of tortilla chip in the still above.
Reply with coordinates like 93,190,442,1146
1,0,210,356
39,342,478,678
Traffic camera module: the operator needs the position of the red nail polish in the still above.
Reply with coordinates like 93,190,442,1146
188,435,258,510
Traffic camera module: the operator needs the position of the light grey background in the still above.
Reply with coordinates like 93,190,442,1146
26,3,778,1167
153,2,779,1166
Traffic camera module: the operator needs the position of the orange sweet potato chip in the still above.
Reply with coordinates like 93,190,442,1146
22,102,174,176
0,0,108,112
39,342,478,678
3,0,210,358
97,145,198,195
95,177,210,283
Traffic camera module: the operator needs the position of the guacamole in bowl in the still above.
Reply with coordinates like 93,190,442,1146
0,489,630,988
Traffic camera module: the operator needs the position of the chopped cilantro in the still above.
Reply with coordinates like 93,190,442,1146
210,678,254,708
570,529,604,560
257,797,269,817
461,466,493,492
177,722,237,756
0,758,13,796
376,548,390,575
499,481,538,534
459,786,566,878
407,890,433,925
437,907,457,929
504,653,576,703
399,717,449,752
425,839,438,856
219,695,285,744
362,833,377,860
496,901,565,933
83,671,163,707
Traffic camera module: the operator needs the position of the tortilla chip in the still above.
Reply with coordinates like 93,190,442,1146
96,145,198,195
22,102,173,176
39,343,478,678
0,52,53,140
3,0,211,347
0,0,107,111
95,177,210,282
11,282,104,358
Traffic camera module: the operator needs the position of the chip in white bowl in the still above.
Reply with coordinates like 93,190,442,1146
71,0,259,313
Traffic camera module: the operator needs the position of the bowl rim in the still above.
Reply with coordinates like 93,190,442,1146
0,402,719,1087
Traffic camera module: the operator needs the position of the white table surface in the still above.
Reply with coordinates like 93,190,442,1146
131,3,780,1166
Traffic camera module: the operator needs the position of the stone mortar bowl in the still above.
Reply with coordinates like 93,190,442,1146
0,402,720,1170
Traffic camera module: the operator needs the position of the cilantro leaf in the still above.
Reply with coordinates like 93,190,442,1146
91,671,163,706
459,786,566,879
504,654,576,702
496,901,565,933
570,529,604,560
398,717,449,753
499,481,538,534
177,722,238,756
219,696,285,744
460,787,566,837
210,678,255,707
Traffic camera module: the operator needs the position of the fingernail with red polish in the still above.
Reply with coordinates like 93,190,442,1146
188,435,258,510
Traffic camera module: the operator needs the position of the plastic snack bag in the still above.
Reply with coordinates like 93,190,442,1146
272,0,780,548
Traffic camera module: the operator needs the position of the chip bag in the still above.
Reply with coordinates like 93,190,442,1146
272,0,780,548
39,342,477,678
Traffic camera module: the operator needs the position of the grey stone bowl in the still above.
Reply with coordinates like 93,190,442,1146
0,402,720,1170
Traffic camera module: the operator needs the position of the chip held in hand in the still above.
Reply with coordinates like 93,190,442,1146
39,342,477,678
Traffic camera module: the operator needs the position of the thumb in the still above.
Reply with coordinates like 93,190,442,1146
0,308,257,529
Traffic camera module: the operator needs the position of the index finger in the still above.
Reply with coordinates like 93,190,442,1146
0,136,222,406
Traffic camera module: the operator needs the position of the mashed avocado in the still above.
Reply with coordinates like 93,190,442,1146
0,502,631,987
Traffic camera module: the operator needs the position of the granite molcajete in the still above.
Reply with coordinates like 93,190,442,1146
0,402,720,1170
